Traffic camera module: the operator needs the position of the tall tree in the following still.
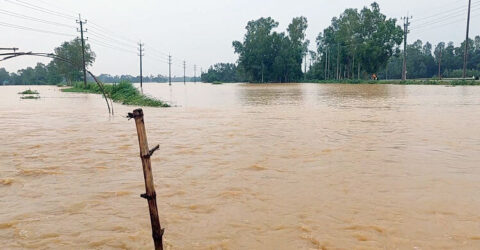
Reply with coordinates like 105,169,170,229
233,17,309,83
53,38,95,84
313,2,403,79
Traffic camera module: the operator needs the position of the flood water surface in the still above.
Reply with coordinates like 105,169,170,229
1,83,480,249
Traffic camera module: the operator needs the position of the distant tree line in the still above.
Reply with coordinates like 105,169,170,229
96,74,199,83
1,38,95,85
1,38,200,85
380,37,480,79
200,63,243,83
202,2,480,83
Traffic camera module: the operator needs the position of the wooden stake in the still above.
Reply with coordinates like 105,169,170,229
128,109,164,250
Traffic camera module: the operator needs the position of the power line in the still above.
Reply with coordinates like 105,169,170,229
4,0,76,20
30,0,78,16
410,8,480,34
144,53,170,64
88,21,138,45
0,9,76,29
0,21,75,37
88,29,136,49
414,0,477,22
411,2,480,28
144,45,169,57
88,38,137,54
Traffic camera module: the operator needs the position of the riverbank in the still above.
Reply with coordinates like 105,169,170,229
304,79,480,85
62,82,170,107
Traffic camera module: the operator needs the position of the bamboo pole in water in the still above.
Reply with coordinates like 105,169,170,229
128,109,164,250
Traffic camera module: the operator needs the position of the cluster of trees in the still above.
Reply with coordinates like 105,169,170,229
97,74,168,83
231,17,310,83
309,2,403,80
203,2,479,83
383,37,480,79
1,38,201,85
96,74,199,83
200,63,243,83
1,62,61,85
1,38,95,85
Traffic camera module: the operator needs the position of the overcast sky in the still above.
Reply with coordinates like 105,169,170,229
1,0,478,77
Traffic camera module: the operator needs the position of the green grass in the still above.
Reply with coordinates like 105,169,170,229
62,81,170,107
20,95,40,99
212,81,224,85
18,89,39,95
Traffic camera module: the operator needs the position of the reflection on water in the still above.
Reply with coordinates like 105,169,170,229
1,83,480,249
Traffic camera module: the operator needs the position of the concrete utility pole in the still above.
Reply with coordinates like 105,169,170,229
324,48,328,80
438,48,443,79
168,54,172,86
401,15,412,81
304,54,307,79
183,60,186,85
463,0,472,78
194,64,197,83
336,43,340,80
77,14,88,87
138,42,145,89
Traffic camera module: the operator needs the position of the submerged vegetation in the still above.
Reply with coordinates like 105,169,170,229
20,95,40,99
62,81,170,107
18,89,39,95
19,89,41,99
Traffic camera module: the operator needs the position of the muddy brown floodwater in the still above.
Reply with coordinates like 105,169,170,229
1,83,480,249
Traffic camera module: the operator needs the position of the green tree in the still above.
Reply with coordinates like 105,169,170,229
313,2,403,79
201,63,244,83
232,17,309,82
0,68,9,85
53,38,95,84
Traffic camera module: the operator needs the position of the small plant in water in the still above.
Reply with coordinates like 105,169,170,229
18,89,39,95
20,95,40,100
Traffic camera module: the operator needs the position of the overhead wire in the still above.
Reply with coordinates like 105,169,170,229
0,9,76,29
4,0,76,20
0,21,76,37
412,2,480,28
2,0,205,75
88,38,137,55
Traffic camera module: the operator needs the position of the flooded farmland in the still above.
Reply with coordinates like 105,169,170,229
1,83,480,249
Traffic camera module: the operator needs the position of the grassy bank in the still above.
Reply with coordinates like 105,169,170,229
304,79,480,86
62,81,170,107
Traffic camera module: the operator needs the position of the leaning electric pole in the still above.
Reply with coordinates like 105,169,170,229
183,60,186,85
401,15,412,81
138,42,145,89
77,14,88,88
463,0,472,78
168,54,172,86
